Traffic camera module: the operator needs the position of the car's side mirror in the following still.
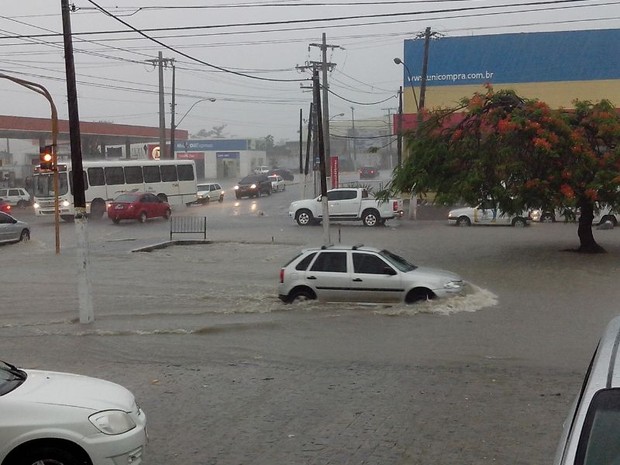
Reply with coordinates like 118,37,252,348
317,196,322,202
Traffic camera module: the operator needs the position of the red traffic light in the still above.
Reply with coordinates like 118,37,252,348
39,145,54,171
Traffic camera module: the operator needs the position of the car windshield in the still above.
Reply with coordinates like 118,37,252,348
0,360,27,396
577,388,620,465
240,176,260,183
114,194,139,203
379,249,417,272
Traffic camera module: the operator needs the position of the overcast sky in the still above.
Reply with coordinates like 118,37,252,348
0,1,618,143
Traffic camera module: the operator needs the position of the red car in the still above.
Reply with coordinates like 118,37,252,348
0,199,11,214
107,192,171,224
359,166,379,179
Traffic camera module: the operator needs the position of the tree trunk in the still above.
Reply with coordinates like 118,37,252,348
576,200,606,253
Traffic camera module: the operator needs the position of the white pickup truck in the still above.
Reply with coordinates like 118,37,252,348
289,188,403,227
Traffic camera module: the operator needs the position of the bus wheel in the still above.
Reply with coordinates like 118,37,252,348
90,199,106,220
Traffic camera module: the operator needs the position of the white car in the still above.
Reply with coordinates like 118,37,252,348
196,182,224,204
0,188,31,208
268,174,285,192
0,211,30,244
448,201,529,227
554,315,620,465
0,360,148,465
278,244,464,304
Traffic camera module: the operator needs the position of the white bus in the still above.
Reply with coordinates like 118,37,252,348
33,159,198,222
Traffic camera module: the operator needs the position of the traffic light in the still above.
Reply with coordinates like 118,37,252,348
39,145,54,171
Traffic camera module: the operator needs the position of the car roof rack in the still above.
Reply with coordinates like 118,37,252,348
320,244,334,250
352,243,364,250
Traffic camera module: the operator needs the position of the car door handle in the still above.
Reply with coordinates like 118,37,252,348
307,276,317,280
352,278,362,282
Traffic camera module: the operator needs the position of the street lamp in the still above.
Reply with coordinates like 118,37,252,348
170,98,216,158
350,106,356,163
329,112,345,121
393,58,419,111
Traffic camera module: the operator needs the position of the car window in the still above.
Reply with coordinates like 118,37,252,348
353,253,392,274
0,212,12,224
327,191,342,201
576,388,620,465
295,252,317,271
310,252,347,273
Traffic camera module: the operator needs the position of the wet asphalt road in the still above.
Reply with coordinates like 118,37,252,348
2,175,620,465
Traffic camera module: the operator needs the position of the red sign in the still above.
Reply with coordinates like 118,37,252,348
176,152,205,160
330,156,339,189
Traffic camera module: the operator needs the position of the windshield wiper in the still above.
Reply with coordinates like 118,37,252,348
1,360,27,380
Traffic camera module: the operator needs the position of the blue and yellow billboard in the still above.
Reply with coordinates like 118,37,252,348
401,29,620,115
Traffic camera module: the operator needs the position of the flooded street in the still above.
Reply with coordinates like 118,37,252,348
2,196,620,464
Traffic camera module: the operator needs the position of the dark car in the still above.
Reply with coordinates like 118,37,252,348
268,168,295,181
234,175,272,199
107,192,171,224
359,167,379,179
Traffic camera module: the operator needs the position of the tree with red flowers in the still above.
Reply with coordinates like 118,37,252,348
385,87,620,253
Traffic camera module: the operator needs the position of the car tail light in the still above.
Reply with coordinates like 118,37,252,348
279,268,285,283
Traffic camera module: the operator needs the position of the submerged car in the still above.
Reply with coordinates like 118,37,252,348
554,315,620,465
196,182,224,204
278,244,464,304
0,211,30,244
268,174,286,192
0,188,31,208
448,201,530,227
234,175,272,199
268,168,294,181
107,192,171,224
359,166,379,179
0,360,147,465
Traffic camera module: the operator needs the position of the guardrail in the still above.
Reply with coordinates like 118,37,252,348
169,216,207,241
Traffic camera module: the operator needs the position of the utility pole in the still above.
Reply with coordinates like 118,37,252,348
382,107,396,169
396,87,403,167
147,53,175,159
309,34,341,169
418,26,440,119
169,61,176,160
61,0,94,324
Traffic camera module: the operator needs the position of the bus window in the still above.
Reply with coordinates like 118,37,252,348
177,164,195,181
160,165,177,182
124,166,144,184
104,167,125,185
88,167,105,186
68,170,88,194
144,165,161,183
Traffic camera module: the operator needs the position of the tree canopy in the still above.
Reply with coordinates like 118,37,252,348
385,87,620,252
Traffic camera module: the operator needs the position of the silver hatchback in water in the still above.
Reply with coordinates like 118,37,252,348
278,244,464,304
0,212,30,244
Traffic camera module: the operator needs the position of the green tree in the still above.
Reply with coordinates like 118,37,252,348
385,88,620,253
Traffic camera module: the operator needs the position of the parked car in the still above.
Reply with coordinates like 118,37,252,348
359,166,379,179
0,188,31,208
234,175,272,199
0,199,11,214
0,211,30,244
278,244,464,304
196,182,224,204
268,168,295,181
553,315,620,465
268,174,286,192
448,201,530,227
288,187,403,227
0,360,147,465
253,166,270,175
107,192,171,224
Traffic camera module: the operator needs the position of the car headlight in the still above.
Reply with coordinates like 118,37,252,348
234,186,239,190
89,410,136,435
251,184,257,189
444,280,463,290
33,202,40,209
62,200,71,207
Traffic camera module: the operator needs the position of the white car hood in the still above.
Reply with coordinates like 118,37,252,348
11,369,136,412
411,266,462,282
448,206,474,216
